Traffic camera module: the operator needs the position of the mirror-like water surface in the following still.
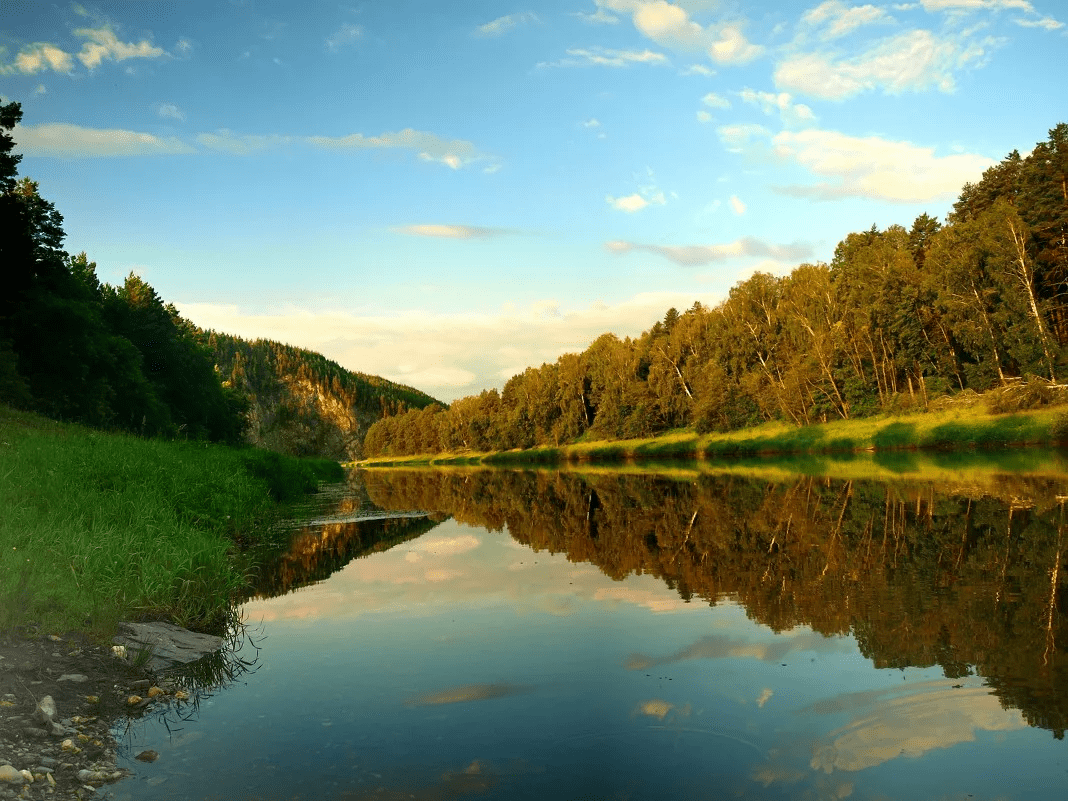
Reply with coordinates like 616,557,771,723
114,462,1068,800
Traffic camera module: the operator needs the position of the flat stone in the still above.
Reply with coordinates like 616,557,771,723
113,622,225,671
0,765,22,785
57,674,88,683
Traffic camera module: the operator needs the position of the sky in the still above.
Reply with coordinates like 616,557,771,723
2,0,1065,403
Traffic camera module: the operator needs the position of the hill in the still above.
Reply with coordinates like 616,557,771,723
199,330,441,461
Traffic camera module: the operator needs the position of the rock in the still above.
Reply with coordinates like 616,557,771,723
147,686,165,698
0,765,23,784
135,750,159,762
113,621,224,671
127,695,143,706
33,696,56,726
111,645,127,659
23,727,48,740
57,673,88,683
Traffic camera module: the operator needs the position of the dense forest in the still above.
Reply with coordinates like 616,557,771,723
0,99,437,452
362,467,1068,737
365,122,1068,457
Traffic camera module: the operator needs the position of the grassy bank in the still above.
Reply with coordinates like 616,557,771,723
0,404,342,639
356,403,1068,468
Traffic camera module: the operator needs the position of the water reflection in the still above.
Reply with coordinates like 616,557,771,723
360,464,1068,739
114,461,1068,801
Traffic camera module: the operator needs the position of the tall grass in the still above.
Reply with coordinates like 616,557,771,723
0,405,340,638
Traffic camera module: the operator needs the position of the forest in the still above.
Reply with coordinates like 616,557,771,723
364,122,1068,457
0,99,437,450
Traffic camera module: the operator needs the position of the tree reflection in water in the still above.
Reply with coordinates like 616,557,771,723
360,465,1068,738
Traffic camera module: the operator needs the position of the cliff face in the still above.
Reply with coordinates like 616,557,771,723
198,330,441,461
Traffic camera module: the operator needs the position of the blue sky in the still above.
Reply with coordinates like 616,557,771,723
2,0,1065,402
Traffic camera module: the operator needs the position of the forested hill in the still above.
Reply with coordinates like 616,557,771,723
198,330,440,460
365,121,1068,458
0,97,438,457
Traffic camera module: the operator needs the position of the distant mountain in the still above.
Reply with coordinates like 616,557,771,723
198,330,441,461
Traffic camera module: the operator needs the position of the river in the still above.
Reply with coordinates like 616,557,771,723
111,453,1068,800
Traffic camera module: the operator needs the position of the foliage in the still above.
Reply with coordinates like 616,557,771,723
365,122,1068,459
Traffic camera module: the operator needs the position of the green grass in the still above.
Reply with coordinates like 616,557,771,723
0,404,340,639
357,403,1068,468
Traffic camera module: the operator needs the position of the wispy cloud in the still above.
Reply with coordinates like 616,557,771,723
606,236,812,265
1013,14,1064,28
14,122,195,157
74,26,165,69
325,23,362,51
539,46,669,68
738,88,815,125
701,92,731,109
393,224,513,239
680,63,716,76
801,0,894,39
307,128,494,169
157,103,185,121
474,12,538,37
573,7,620,24
196,129,291,155
729,195,746,214
775,28,1000,100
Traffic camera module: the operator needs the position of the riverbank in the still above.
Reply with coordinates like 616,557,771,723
0,403,342,641
356,395,1068,467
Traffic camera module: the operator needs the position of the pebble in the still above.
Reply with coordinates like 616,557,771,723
57,674,88,683
0,765,23,785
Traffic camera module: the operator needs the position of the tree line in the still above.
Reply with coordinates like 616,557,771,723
364,122,1068,456
0,98,438,450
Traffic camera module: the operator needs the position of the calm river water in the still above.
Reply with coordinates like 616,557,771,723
114,455,1068,800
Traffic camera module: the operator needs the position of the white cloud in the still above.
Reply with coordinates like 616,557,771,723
716,122,772,152
174,292,725,403
920,0,1034,10
775,28,998,100
196,129,291,155
540,46,670,68
307,128,494,169
770,128,994,202
475,12,538,37
573,7,621,23
802,0,893,38
709,24,764,63
597,0,764,64
393,224,512,239
14,122,194,157
73,26,165,69
325,23,362,51
739,88,816,125
157,103,185,121
607,193,650,212
696,110,713,123
583,118,602,128
1014,15,1064,28
33,84,47,95
5,43,74,74
729,195,746,214
606,236,812,265
680,63,716,76
701,91,731,108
